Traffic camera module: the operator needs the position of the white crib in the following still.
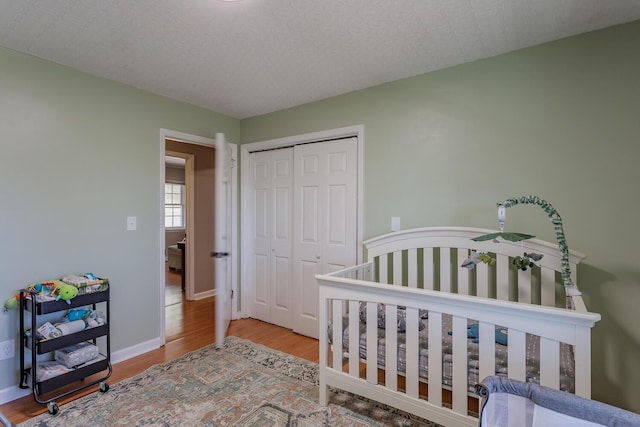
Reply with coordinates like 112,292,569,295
317,226,601,427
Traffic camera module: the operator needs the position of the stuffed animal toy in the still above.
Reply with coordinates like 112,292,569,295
3,294,19,312
55,284,78,304
461,251,496,269
447,323,509,346
466,323,508,346
67,309,92,321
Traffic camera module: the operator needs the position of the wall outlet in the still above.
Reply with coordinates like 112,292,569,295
127,216,137,231
0,339,15,360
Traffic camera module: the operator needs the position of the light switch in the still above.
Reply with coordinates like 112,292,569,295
391,216,400,231
127,216,137,231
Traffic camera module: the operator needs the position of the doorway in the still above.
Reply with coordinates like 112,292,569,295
158,129,238,346
164,154,188,307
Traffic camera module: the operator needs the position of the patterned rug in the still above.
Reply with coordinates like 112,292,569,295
19,336,441,426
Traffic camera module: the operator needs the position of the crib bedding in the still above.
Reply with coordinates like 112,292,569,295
330,309,575,394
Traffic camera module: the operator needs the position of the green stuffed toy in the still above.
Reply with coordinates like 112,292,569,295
3,294,19,312
56,284,78,304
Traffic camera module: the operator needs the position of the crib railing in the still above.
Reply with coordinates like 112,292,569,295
318,269,600,427
364,227,589,311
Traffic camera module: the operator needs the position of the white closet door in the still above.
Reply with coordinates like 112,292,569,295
248,148,293,328
292,137,358,338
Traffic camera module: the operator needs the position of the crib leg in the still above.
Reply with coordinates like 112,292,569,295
319,380,328,406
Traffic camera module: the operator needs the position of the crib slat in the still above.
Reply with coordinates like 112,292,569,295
517,268,531,304
348,300,360,377
405,307,420,399
574,326,592,397
440,248,451,292
319,290,329,406
507,329,527,382
478,321,495,386
364,263,374,281
366,302,378,384
496,254,509,301
393,250,402,285
457,249,469,295
332,300,343,370
476,262,489,298
539,337,560,389
428,311,443,406
408,248,418,288
423,248,434,290
379,255,388,284
452,316,468,414
541,266,555,307
385,304,398,391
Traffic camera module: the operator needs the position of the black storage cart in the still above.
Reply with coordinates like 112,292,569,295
19,283,112,415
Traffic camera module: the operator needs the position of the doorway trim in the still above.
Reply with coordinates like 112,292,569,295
159,128,238,345
239,124,364,319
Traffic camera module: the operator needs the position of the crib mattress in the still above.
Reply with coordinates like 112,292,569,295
331,313,575,394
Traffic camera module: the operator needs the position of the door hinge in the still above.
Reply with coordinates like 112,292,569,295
211,251,230,258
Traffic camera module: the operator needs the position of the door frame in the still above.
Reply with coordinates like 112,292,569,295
159,128,238,345
240,124,364,319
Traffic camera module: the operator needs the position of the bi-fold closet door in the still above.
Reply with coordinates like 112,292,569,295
248,138,357,338
249,148,294,329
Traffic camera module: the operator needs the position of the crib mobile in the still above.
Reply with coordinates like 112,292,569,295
462,195,581,298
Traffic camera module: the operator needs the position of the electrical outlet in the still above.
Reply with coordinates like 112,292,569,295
0,339,15,360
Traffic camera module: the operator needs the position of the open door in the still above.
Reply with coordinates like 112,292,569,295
214,132,232,348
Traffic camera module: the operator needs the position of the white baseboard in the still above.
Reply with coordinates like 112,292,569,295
110,337,162,364
193,289,216,300
0,384,30,404
0,337,163,404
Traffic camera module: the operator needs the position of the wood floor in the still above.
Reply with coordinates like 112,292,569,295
1,269,318,424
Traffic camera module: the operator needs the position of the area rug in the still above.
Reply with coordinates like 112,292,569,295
19,336,441,426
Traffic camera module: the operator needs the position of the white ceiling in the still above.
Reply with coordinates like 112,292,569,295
1,1,639,119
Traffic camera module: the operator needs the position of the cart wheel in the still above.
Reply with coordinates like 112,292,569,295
47,401,59,415
100,382,110,393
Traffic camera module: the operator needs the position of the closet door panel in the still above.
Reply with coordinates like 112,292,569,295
253,254,269,303
271,254,292,326
268,149,293,328
248,148,293,328
299,259,320,321
292,149,323,338
301,186,319,243
327,184,347,245
292,138,357,338
249,159,271,322
323,139,357,268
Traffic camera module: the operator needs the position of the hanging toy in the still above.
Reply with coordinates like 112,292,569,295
513,252,544,271
461,251,496,269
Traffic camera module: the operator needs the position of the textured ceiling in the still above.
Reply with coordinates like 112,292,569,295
1,0,639,119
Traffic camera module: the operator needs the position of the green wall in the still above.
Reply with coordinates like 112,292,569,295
241,21,640,412
0,47,239,393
